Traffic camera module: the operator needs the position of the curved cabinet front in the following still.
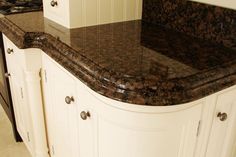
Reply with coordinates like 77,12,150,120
87,94,202,157
42,52,236,157
4,35,236,157
42,53,204,157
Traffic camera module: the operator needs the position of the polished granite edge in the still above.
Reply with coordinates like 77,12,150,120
142,0,236,50
1,16,236,106
0,18,25,46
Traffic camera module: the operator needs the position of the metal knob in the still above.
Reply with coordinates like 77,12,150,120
7,48,13,54
80,111,90,120
217,112,228,121
50,0,58,7
4,73,11,78
65,96,74,104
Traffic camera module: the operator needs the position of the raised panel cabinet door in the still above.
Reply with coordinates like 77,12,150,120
8,69,30,142
77,82,97,157
206,88,236,157
42,54,79,157
91,97,202,157
3,36,33,152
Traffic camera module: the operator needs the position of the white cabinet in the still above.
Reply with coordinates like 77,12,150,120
5,36,236,157
3,35,33,151
42,53,203,157
42,52,236,157
43,0,142,28
206,88,236,157
77,83,95,157
43,0,72,28
89,93,202,157
42,53,80,157
3,35,49,157
42,53,97,157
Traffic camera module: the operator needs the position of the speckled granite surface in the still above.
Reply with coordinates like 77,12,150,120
0,11,236,106
143,0,236,50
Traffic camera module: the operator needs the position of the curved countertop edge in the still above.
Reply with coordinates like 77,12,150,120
1,17,236,106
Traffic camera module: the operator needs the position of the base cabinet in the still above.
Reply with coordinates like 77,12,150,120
42,54,80,157
42,53,236,157
3,35,49,157
4,38,33,150
3,34,236,157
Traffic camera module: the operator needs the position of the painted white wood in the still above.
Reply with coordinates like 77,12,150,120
206,88,236,157
42,53,79,157
43,54,203,157
86,90,202,157
43,0,142,28
42,51,236,157
4,39,236,157
24,70,49,157
3,35,49,157
3,35,34,154
77,82,96,157
194,95,216,157
43,0,71,28
189,0,236,10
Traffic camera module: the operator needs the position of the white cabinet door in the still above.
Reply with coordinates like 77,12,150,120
42,54,79,157
77,82,96,157
97,106,201,157
3,36,33,153
206,88,236,157
84,90,203,157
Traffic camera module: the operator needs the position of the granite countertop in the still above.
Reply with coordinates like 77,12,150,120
1,11,236,106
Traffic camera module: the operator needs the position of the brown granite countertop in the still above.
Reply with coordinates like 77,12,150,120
1,11,236,106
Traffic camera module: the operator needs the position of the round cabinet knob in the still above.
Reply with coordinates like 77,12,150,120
65,96,74,104
50,0,58,7
7,48,13,54
4,73,11,78
217,112,228,121
80,111,90,120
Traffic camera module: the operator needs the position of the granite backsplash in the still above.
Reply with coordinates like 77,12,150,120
142,0,236,50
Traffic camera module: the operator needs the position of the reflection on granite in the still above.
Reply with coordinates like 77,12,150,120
142,0,236,50
1,11,236,106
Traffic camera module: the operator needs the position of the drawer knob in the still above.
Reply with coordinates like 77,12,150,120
50,0,58,7
80,111,90,120
7,48,13,54
4,73,11,78
65,96,74,104
217,112,227,121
